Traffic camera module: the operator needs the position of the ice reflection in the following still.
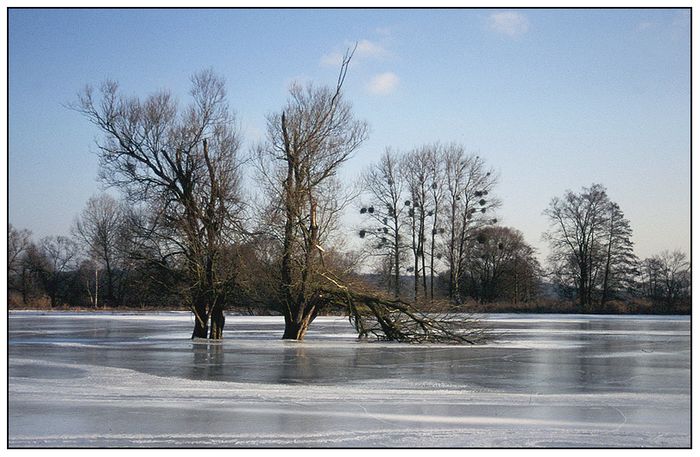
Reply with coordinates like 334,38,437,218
276,344,312,384
191,342,225,380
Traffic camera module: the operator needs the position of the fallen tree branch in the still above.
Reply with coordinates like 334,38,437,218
315,240,488,344
316,284,488,344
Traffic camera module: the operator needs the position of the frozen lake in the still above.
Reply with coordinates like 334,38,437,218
8,311,690,447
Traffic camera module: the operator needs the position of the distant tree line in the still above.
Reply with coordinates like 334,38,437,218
9,182,689,317
7,61,691,338
355,152,689,314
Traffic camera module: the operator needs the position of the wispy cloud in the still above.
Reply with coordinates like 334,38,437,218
321,36,398,96
321,38,389,67
355,39,388,59
368,72,399,95
487,11,530,38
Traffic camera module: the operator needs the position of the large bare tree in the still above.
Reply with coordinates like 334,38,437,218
256,49,369,340
72,69,245,339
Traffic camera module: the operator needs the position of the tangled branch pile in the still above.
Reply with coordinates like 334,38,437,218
318,284,489,344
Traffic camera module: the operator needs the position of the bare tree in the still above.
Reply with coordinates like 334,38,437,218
599,201,637,306
543,184,636,311
402,146,433,301
506,236,542,304
8,225,32,273
463,226,541,303
638,256,664,304
72,69,245,339
8,225,33,303
442,146,499,303
358,148,407,298
426,146,446,300
76,258,100,308
35,236,79,307
256,48,369,340
639,250,690,312
72,193,125,306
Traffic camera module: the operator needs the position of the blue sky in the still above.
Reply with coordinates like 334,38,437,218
8,8,690,261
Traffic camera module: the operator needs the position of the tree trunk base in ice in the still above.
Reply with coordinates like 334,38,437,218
282,318,310,340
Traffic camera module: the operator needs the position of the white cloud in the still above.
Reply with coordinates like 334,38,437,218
321,38,388,67
487,11,530,38
368,72,399,95
355,39,388,59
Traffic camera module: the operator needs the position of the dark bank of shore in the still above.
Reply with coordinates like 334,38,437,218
8,297,690,316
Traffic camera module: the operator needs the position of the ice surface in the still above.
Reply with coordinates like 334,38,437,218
8,312,690,448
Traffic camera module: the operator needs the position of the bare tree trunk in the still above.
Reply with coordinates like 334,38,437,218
429,240,435,300
21,267,29,305
418,204,428,301
393,222,401,298
579,259,588,311
282,312,315,340
600,211,615,307
191,300,209,339
48,274,57,308
421,227,428,301
105,256,114,305
209,304,225,339
601,252,612,307
279,112,306,340
448,224,457,300
429,209,438,301
587,250,596,310
386,258,394,295
412,222,419,302
284,195,321,340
